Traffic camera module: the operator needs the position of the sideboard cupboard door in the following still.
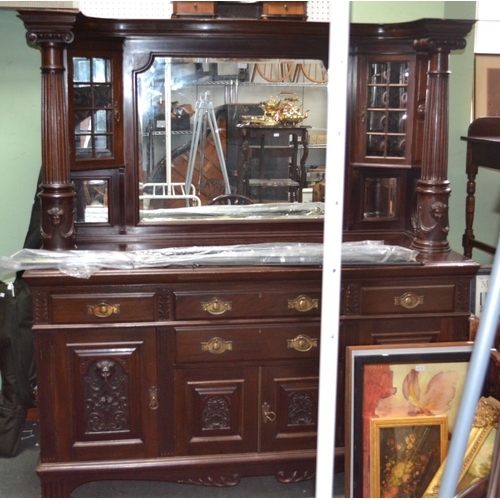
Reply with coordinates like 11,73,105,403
174,366,259,456
259,363,319,453
37,327,159,463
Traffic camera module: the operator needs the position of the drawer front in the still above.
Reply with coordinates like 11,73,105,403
174,290,321,320
175,323,320,363
262,2,307,18
50,292,157,324
359,284,455,315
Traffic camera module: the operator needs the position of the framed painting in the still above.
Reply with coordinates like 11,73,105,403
370,415,448,498
474,54,500,118
345,342,474,498
422,396,500,497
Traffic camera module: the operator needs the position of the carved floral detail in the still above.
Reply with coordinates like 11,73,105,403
344,283,360,315
32,290,49,324
177,475,240,487
276,470,315,483
288,392,315,425
202,396,230,430
156,288,171,320
83,358,129,433
473,397,500,429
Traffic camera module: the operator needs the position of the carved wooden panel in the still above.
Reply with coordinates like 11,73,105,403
260,363,318,453
174,366,258,455
63,328,158,461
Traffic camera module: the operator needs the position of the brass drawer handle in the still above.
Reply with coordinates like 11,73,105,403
87,301,120,318
288,295,319,313
262,402,276,423
201,297,232,315
287,334,318,352
394,292,424,309
201,337,233,355
149,386,159,410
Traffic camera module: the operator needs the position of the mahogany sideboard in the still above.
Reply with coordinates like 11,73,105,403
16,10,479,496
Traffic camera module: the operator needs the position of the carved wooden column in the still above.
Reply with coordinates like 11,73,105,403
19,11,77,251
411,33,468,254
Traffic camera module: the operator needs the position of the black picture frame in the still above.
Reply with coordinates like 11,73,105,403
345,342,475,498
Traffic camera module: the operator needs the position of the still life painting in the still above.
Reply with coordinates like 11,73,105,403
345,342,473,498
370,415,448,498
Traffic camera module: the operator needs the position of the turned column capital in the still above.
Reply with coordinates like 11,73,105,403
21,10,76,48
413,36,467,55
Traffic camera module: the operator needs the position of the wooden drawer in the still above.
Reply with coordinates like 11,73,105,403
50,292,157,324
261,2,307,19
174,289,321,320
172,1,216,17
358,284,455,315
175,323,320,363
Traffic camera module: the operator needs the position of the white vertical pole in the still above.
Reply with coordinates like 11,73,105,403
315,1,350,498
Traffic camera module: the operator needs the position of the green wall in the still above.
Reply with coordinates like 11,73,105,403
0,3,484,271
0,10,41,263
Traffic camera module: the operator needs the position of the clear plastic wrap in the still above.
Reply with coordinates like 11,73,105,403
0,241,419,280
140,202,326,221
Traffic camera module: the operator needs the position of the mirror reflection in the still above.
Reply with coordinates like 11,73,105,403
136,57,327,221
74,179,109,223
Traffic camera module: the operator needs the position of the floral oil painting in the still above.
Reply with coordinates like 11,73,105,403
370,416,448,498
362,362,468,497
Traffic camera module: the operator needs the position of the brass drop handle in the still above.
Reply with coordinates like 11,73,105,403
149,386,159,410
262,402,276,423
394,292,424,309
201,337,233,355
201,297,232,315
87,301,120,318
288,295,319,313
287,334,318,352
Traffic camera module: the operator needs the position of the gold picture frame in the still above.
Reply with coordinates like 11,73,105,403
423,396,500,497
345,342,473,498
370,415,448,498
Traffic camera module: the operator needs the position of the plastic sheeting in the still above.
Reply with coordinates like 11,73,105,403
0,241,419,280
140,202,326,221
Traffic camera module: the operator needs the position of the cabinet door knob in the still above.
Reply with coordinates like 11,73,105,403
262,402,276,423
114,101,121,123
149,386,159,410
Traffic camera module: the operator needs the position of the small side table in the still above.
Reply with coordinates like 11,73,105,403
238,125,309,203
461,117,500,258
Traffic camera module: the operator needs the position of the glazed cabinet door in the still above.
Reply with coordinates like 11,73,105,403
67,45,125,231
259,363,319,452
348,52,423,232
36,327,159,463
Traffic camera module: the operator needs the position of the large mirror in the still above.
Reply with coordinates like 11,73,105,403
136,57,327,222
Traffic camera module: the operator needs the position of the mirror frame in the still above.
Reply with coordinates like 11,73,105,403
117,19,329,250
